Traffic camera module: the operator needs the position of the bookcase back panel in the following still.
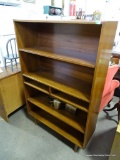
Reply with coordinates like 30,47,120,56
14,22,38,47
24,84,40,98
20,51,92,101
41,57,94,82
19,51,42,72
20,51,94,84
39,24,100,42
15,22,102,64
37,23,101,63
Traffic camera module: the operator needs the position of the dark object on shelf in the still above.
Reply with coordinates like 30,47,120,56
76,8,85,19
50,98,65,110
65,103,77,114
84,14,93,20
44,6,63,16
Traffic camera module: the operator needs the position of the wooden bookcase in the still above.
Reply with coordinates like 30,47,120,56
13,20,117,151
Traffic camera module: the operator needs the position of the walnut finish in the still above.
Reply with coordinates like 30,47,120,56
14,20,118,150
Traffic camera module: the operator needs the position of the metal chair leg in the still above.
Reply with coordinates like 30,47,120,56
104,98,120,124
103,104,118,111
11,60,13,72
117,100,120,122
15,59,17,66
4,58,7,69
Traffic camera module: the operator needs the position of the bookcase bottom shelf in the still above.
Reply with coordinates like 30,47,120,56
28,102,84,148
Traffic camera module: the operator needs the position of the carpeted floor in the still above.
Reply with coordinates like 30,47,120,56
0,96,119,160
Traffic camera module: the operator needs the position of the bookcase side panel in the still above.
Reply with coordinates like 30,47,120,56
90,21,118,113
83,21,118,148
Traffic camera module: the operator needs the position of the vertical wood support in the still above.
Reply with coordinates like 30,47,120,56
74,145,79,152
49,86,51,95
34,118,38,125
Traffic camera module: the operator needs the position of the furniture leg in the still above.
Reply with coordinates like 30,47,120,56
118,109,120,122
34,118,38,125
117,100,120,122
107,99,112,108
103,104,118,111
11,60,13,72
74,145,79,152
4,59,7,68
104,98,120,124
15,59,17,66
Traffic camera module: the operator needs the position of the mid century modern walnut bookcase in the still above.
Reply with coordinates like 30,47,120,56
14,20,117,151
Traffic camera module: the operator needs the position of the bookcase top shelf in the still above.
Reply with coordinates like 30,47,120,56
13,19,117,25
14,19,102,24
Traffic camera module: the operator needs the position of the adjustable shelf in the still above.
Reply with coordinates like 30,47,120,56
14,19,117,151
24,80,49,95
24,76,89,112
51,89,89,112
23,71,91,102
19,47,96,68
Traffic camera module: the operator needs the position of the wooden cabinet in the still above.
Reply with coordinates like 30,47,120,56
14,20,117,150
0,66,25,122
